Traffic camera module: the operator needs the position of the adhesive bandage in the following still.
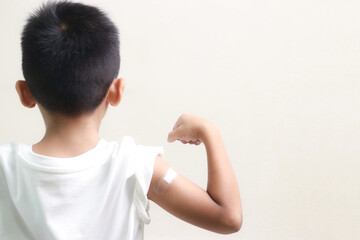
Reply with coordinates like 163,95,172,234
154,168,177,195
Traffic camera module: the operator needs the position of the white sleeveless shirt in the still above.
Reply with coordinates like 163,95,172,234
0,136,162,240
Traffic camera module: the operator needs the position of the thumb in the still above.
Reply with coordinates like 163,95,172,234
167,127,182,143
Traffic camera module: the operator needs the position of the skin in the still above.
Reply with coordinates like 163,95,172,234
15,78,242,234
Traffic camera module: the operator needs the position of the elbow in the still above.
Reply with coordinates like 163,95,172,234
227,212,243,233
221,210,243,234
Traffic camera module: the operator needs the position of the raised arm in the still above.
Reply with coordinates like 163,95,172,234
147,114,242,234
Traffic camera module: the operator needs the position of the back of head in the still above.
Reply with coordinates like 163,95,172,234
21,1,120,115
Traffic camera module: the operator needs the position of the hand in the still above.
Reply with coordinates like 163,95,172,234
167,114,212,145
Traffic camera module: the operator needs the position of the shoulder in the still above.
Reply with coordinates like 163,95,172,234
0,142,27,177
0,142,24,161
106,136,137,159
109,136,163,159
0,142,19,151
108,136,163,174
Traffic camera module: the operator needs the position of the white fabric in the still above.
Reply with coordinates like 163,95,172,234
0,136,162,240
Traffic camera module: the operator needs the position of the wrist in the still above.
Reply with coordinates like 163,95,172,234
199,120,220,144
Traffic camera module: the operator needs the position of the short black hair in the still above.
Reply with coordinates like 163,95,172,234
21,1,120,115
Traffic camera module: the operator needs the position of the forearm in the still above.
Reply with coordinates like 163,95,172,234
201,122,242,229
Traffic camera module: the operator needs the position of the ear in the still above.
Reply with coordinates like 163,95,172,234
15,80,36,108
106,78,125,106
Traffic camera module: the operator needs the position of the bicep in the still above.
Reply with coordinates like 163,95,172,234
147,156,228,233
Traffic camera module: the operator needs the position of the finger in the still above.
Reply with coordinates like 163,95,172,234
167,131,177,143
167,126,183,143
172,116,183,131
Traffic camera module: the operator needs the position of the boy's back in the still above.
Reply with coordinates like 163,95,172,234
0,138,161,239
0,1,242,239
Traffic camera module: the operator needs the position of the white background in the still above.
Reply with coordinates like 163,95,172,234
0,0,359,239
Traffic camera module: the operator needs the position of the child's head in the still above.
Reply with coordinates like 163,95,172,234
20,1,120,116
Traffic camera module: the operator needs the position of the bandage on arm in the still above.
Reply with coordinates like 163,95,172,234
154,168,177,195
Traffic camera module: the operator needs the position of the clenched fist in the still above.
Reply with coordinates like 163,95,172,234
167,114,216,145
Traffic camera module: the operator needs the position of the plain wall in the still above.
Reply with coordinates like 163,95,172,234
1,0,359,239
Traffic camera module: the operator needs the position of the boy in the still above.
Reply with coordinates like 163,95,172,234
0,1,242,239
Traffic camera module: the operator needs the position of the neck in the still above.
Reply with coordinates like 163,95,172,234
33,109,104,158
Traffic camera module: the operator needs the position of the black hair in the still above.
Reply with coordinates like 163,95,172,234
21,1,120,115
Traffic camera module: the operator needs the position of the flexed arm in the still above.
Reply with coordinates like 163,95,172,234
148,114,242,234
